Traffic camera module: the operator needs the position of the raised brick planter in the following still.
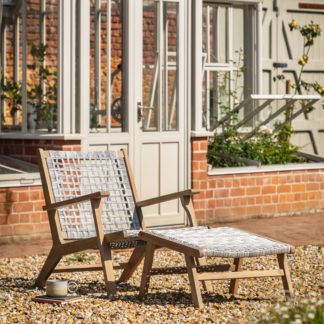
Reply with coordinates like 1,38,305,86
192,136,324,224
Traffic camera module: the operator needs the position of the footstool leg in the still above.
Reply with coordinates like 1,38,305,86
195,257,212,292
277,254,294,299
185,254,204,308
229,258,243,296
139,242,156,300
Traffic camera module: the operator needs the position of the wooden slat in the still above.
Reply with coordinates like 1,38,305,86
91,198,116,295
53,264,103,273
44,191,110,211
53,262,128,273
136,189,199,208
139,231,202,258
149,264,232,276
37,148,63,244
197,269,284,281
120,148,147,230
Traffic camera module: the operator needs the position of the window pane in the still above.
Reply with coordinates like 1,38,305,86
142,0,178,132
143,0,158,131
203,71,230,129
163,2,178,131
89,0,124,133
203,3,228,64
0,0,59,133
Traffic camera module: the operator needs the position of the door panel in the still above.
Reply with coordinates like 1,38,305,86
160,143,179,216
136,0,186,227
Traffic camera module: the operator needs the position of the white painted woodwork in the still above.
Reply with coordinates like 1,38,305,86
262,0,324,155
86,0,187,228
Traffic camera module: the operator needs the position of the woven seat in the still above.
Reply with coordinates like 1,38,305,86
147,227,293,257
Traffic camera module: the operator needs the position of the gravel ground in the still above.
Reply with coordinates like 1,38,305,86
0,246,323,323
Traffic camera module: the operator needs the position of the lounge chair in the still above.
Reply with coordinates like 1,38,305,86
35,149,294,308
34,148,199,293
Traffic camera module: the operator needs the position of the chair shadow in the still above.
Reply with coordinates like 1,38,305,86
0,277,270,308
134,291,268,307
0,277,36,292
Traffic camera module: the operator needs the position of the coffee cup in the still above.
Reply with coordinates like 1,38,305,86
46,280,78,297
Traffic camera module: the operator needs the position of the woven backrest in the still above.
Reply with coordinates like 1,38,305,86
46,151,140,239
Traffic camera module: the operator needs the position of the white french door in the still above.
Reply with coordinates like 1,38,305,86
132,0,187,227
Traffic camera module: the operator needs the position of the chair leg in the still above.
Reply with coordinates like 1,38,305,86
185,254,203,308
99,243,117,295
277,253,294,299
229,257,243,296
118,244,146,283
35,248,62,288
139,242,156,300
195,257,212,292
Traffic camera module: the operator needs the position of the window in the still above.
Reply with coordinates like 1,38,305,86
0,0,59,134
89,0,125,133
201,1,259,131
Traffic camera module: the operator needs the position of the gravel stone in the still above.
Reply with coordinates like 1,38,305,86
0,246,323,323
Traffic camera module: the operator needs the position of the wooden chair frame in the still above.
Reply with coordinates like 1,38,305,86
35,148,202,294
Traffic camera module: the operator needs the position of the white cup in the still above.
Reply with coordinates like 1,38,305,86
46,280,78,297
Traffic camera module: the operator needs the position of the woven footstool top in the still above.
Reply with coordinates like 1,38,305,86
147,227,293,257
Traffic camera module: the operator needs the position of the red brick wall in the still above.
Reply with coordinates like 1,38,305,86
0,186,50,243
0,139,81,164
192,136,324,224
0,138,81,243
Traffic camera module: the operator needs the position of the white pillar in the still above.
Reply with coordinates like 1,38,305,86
256,2,263,94
191,0,203,131
76,0,90,134
123,0,142,140
58,0,76,134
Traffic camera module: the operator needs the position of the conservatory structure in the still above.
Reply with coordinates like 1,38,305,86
0,0,324,242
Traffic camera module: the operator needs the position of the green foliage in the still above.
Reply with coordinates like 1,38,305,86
0,77,22,117
276,20,323,96
64,253,96,266
208,127,304,168
27,44,57,131
255,297,324,324
208,19,323,168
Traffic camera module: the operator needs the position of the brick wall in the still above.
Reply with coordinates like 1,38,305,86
0,139,81,164
0,186,50,243
192,136,324,224
0,138,81,243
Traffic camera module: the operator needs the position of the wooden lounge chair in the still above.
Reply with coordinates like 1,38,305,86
34,148,199,294
138,227,294,308
35,148,294,308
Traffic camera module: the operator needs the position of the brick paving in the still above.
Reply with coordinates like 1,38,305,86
0,213,323,258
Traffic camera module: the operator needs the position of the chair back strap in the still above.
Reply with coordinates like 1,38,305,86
46,150,140,239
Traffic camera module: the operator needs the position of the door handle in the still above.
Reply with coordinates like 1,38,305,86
137,102,154,123
137,102,144,122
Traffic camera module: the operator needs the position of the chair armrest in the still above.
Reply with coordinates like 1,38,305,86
43,191,110,211
136,189,199,208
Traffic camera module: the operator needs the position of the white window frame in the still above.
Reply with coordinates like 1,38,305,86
191,0,262,132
